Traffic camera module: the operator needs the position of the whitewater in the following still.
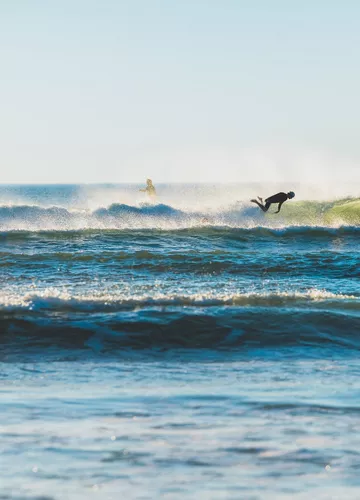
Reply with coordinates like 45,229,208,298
1,183,360,499
0,197,359,231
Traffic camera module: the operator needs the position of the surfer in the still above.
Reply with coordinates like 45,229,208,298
251,191,295,213
139,179,156,199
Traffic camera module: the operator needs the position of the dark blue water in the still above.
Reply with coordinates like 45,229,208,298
1,184,360,499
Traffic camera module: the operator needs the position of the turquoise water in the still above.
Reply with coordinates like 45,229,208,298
1,184,360,499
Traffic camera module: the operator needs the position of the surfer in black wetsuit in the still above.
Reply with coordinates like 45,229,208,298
251,191,295,213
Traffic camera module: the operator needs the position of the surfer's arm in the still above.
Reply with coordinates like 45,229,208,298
139,188,146,192
275,202,284,213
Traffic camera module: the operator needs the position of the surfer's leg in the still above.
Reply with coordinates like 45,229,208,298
251,199,269,212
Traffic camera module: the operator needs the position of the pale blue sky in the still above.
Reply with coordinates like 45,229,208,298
1,1,359,183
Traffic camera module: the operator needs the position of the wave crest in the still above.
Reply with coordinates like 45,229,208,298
1,289,360,354
1,289,359,312
0,198,358,231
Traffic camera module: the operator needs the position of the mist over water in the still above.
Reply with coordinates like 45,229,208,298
0,183,359,231
0,181,359,208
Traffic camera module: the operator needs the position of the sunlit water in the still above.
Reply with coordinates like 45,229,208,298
1,184,360,499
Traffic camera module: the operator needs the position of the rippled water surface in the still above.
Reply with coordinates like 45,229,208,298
1,184,360,499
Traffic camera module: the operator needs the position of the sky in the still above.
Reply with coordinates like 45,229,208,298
0,0,360,183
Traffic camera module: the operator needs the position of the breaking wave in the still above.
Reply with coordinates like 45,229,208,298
1,289,359,311
1,290,360,355
0,197,358,231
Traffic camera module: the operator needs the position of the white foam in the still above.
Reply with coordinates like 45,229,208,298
0,288,358,312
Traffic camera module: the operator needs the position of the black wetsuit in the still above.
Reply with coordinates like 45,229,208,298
260,192,288,213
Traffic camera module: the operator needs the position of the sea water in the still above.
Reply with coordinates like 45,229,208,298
1,184,360,499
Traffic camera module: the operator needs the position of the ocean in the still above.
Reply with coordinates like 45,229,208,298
1,183,360,499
